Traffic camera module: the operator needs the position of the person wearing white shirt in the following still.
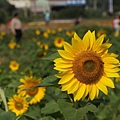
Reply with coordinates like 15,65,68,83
112,15,120,34
10,13,22,43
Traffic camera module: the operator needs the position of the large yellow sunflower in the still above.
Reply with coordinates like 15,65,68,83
18,76,46,104
54,30,120,101
8,94,28,116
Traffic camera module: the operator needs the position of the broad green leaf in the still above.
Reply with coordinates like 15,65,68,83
41,100,60,115
74,103,97,120
24,105,41,119
0,111,16,120
38,75,58,87
57,99,97,120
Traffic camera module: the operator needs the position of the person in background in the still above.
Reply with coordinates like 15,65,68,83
10,12,22,43
74,17,82,26
45,10,50,25
112,15,120,35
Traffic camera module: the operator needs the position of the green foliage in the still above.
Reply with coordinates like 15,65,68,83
0,9,8,23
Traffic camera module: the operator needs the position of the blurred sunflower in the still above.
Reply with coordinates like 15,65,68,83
37,51,47,57
35,29,41,35
54,37,64,48
41,43,49,50
115,77,120,82
66,30,75,37
18,76,46,104
114,32,119,37
9,60,19,71
54,30,120,101
51,29,56,34
57,27,62,32
46,29,51,34
8,42,16,49
32,37,37,42
8,94,28,116
37,41,41,47
1,31,6,36
43,32,49,38
97,29,106,37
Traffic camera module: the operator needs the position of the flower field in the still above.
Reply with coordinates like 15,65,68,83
0,23,120,120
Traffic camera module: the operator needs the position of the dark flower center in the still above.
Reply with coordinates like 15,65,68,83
72,51,104,84
26,87,38,96
15,102,23,110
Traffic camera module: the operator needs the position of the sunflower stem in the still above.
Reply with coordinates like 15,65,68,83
84,114,88,120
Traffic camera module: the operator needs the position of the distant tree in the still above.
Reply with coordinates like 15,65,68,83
0,0,16,23
113,0,120,12
0,9,8,23
0,0,16,16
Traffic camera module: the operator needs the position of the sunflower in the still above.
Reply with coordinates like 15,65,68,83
8,42,16,49
97,29,106,37
57,27,62,32
18,76,46,104
54,30,120,101
54,37,64,48
41,43,49,50
51,29,56,34
8,94,28,116
43,32,49,38
66,30,75,37
9,60,19,71
35,29,41,35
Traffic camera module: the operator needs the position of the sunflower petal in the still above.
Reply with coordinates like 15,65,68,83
83,30,91,50
104,72,119,77
72,38,83,52
74,83,86,101
74,32,82,41
102,57,119,64
93,34,105,51
58,73,74,84
90,31,95,49
67,79,79,94
96,81,108,95
64,42,76,55
89,84,97,100
58,50,74,60
100,76,115,88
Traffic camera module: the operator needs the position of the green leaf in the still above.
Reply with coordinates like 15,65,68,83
24,105,41,119
42,53,60,61
0,88,8,111
57,99,75,120
41,100,60,115
7,81,21,88
57,99,97,120
74,103,97,120
38,75,58,87
39,116,55,120
0,111,16,120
